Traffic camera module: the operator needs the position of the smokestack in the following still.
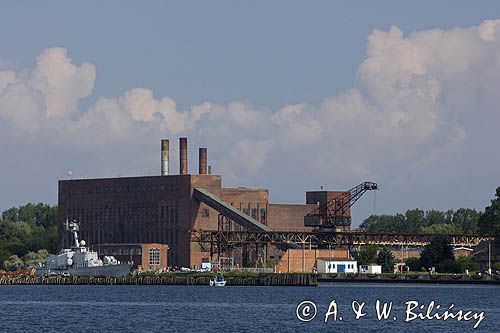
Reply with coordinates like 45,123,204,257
161,139,169,176
199,148,207,175
208,165,212,174
179,137,188,175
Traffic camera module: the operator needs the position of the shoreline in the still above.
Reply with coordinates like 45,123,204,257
1,273,499,286
317,273,500,285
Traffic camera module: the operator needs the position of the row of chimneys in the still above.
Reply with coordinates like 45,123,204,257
160,138,211,176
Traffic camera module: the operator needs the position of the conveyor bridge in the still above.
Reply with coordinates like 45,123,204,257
193,187,272,232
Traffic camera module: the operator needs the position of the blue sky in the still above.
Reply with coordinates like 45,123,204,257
0,2,499,225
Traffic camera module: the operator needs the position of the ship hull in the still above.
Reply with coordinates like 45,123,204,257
36,263,132,278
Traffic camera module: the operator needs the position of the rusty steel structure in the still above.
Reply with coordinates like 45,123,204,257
191,229,493,257
304,182,378,228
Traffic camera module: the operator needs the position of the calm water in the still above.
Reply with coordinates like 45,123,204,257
0,283,498,332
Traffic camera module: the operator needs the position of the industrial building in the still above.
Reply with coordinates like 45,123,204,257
58,138,352,269
316,258,358,274
97,243,169,271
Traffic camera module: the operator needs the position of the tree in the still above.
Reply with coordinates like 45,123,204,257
354,245,378,265
3,255,23,270
405,209,425,233
377,248,395,273
405,257,421,272
456,256,478,273
425,210,447,227
360,214,406,233
22,250,50,267
419,234,454,269
478,187,500,246
1,203,57,228
0,203,59,268
420,223,462,235
452,208,480,234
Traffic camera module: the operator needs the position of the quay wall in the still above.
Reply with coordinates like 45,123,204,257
0,273,316,286
1,273,499,286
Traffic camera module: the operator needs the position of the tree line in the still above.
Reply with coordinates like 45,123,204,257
0,203,58,269
355,187,500,273
359,186,500,242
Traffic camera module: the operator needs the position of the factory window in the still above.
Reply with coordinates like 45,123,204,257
260,208,266,223
149,248,160,265
201,208,210,217
251,208,257,219
242,208,249,215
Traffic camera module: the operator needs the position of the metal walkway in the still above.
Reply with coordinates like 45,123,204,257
193,187,272,232
191,229,492,248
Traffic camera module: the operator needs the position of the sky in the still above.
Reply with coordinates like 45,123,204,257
0,1,499,226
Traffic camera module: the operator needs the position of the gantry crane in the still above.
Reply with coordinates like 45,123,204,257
304,182,378,229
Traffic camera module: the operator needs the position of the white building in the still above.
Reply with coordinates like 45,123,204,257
359,264,382,274
316,258,358,273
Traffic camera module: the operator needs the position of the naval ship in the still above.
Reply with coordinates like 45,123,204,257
36,220,132,277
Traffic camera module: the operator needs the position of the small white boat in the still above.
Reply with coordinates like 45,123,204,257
209,275,226,286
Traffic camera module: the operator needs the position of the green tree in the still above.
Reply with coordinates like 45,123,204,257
360,214,406,233
1,203,57,228
456,256,478,273
419,234,454,270
425,210,447,227
0,203,59,268
22,250,50,267
478,187,500,246
405,209,425,233
354,245,378,265
3,255,23,270
452,208,480,234
405,257,421,272
377,248,395,273
421,223,462,235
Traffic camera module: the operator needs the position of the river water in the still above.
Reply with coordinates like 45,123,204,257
0,283,498,332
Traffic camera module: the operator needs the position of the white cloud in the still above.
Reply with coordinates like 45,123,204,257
0,19,499,215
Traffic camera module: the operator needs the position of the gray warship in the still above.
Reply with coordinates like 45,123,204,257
36,220,132,277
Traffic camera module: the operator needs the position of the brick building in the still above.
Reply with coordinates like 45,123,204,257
97,243,169,271
58,138,351,269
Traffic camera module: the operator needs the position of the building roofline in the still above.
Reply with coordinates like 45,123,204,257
316,257,356,261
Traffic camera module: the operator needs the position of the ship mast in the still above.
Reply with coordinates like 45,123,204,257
64,219,80,248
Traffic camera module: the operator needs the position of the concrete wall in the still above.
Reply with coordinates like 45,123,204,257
275,248,349,273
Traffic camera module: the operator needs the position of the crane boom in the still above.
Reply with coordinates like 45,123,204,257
304,182,378,229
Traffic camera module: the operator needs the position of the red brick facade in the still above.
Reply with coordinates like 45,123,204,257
275,248,350,273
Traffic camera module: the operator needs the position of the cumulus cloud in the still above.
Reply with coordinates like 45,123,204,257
1,20,499,217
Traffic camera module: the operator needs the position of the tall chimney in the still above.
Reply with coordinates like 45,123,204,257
199,148,207,175
179,137,188,175
161,139,169,176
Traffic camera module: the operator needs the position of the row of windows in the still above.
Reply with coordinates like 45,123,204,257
68,205,179,218
68,184,181,195
66,205,180,246
328,263,355,269
242,208,266,220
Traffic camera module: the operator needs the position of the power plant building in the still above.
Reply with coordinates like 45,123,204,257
58,138,351,268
